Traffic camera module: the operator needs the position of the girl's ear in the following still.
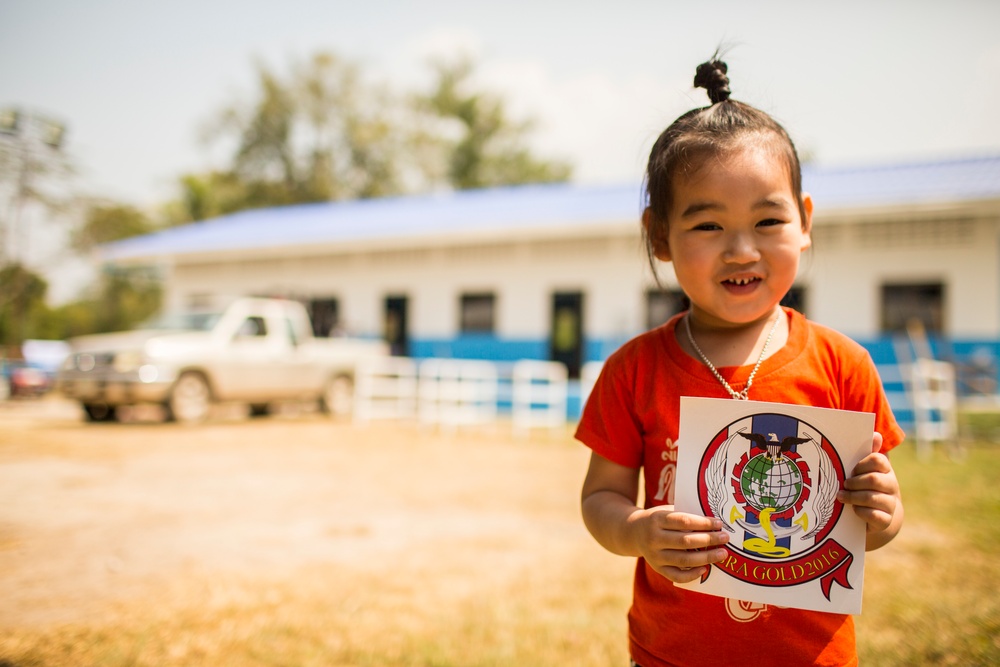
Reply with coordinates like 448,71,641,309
642,207,672,261
800,193,814,251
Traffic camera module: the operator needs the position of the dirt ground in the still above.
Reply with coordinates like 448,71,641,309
0,396,631,639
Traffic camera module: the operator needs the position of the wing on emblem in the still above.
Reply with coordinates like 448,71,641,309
801,432,838,540
707,431,737,533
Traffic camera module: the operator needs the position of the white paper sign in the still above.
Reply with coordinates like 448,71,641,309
674,397,874,615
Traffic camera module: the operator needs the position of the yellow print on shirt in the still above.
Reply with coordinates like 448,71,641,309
654,439,677,503
725,598,768,622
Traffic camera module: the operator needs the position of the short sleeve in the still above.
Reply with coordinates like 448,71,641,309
844,347,906,454
574,345,645,469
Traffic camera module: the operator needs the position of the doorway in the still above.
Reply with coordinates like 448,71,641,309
551,292,584,379
384,295,409,356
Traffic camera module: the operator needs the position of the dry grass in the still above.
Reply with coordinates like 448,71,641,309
0,399,998,666
0,563,631,666
0,402,634,666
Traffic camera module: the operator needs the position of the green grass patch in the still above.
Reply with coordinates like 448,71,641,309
856,441,1000,666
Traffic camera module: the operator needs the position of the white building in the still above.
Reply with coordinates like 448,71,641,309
102,155,1000,396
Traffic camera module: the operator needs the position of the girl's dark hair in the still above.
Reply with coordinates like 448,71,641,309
643,56,806,272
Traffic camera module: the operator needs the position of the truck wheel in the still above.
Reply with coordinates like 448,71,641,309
321,374,354,418
83,403,118,422
167,372,212,424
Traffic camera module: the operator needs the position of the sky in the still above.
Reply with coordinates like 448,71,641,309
2,0,1000,300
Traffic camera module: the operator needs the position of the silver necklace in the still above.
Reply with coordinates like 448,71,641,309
683,311,781,400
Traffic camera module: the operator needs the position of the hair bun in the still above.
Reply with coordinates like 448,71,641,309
694,60,731,104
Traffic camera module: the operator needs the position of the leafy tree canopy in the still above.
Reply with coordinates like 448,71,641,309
3,51,573,341
0,263,48,346
71,201,155,253
418,57,571,190
170,51,572,222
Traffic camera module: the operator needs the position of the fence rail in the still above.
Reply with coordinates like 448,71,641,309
355,357,582,434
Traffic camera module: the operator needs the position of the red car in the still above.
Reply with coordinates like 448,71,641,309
9,363,52,398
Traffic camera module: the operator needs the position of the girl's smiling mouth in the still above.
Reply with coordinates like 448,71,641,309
722,276,761,293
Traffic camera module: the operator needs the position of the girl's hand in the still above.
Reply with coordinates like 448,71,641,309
581,452,731,583
837,431,904,549
626,506,730,583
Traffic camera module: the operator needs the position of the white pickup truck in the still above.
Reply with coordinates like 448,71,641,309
57,297,388,423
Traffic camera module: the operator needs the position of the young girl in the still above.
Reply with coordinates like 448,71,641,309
576,56,904,667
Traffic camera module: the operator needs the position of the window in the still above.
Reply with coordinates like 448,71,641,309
646,289,688,330
781,286,808,315
460,293,496,333
881,283,945,333
645,286,808,329
308,298,340,337
236,316,267,338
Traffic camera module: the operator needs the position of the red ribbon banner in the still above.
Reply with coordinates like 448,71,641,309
705,539,854,601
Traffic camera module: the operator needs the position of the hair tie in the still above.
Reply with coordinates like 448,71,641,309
694,60,731,104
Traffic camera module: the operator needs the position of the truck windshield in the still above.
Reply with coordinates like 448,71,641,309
143,312,223,331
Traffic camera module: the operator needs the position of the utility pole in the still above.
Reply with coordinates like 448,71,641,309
0,107,69,266
0,107,69,349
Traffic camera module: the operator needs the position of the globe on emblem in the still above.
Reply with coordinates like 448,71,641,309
739,453,803,512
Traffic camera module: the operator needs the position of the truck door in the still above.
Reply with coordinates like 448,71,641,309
217,314,283,399
274,312,324,397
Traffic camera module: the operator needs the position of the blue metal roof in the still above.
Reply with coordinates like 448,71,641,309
805,154,1000,208
102,154,1000,262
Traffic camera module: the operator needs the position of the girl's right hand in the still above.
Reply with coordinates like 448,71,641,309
627,506,731,583
581,452,730,583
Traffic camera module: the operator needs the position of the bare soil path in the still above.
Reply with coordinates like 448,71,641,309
0,397,631,656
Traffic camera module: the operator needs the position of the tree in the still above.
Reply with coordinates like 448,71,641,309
71,201,155,252
0,110,75,346
171,52,575,222
292,52,404,199
0,263,48,347
72,202,162,333
37,200,164,338
27,267,163,340
417,57,572,190
178,51,408,222
89,266,162,334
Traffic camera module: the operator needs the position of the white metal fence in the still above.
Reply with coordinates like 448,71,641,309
354,357,583,433
353,357,418,422
417,358,498,431
510,360,568,435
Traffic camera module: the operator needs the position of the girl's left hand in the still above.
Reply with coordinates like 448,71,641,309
837,432,903,548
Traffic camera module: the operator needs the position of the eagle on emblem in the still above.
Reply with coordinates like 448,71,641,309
738,431,812,460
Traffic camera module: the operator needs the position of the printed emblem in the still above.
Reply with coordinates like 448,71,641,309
696,412,854,600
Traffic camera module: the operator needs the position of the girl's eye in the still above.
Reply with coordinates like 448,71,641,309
693,222,721,231
757,218,785,228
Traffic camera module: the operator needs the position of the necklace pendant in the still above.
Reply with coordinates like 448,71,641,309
684,311,781,403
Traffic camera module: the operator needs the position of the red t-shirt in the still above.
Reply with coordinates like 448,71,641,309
575,308,904,667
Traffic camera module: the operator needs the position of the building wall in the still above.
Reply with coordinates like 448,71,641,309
169,233,650,342
164,205,1000,363
807,212,1000,337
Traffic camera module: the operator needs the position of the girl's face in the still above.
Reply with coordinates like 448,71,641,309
649,143,813,331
